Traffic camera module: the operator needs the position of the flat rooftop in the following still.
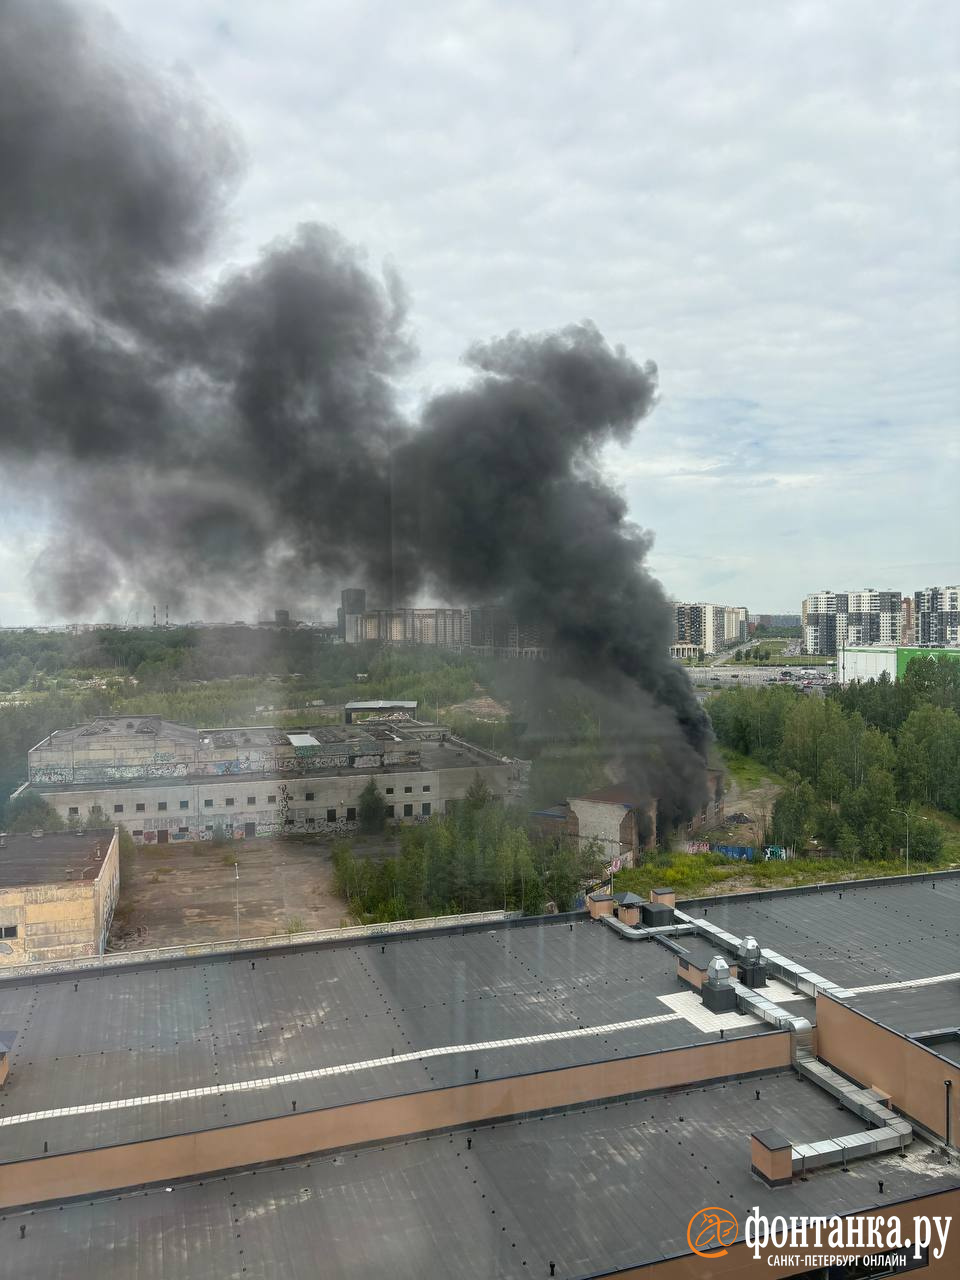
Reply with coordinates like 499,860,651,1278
0,919,780,1163
679,871,960,990
7,1070,957,1279
0,829,114,889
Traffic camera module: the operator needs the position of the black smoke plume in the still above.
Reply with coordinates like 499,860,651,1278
0,0,709,814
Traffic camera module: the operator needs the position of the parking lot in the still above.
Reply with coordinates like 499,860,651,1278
687,667,835,689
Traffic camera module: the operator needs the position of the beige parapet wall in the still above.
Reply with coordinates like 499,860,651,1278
0,1032,790,1209
816,993,960,1143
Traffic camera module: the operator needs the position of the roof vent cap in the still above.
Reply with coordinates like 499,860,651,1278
706,956,732,988
738,935,761,962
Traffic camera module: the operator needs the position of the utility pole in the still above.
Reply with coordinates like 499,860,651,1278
234,861,240,940
890,808,911,875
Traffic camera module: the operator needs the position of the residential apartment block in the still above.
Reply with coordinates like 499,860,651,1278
801,589,902,655
672,602,748,656
915,585,960,647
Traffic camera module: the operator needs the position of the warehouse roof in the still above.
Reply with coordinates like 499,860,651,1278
0,829,115,889
0,917,778,1163
7,1070,957,1279
679,871,960,989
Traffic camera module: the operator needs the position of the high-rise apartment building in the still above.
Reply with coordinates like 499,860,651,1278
801,590,902,655
915,586,960,647
673,603,748,655
337,588,367,642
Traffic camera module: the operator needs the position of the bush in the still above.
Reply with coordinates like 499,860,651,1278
909,818,946,863
5,792,64,833
357,777,388,834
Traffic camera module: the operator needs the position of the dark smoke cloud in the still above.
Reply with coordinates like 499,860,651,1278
0,0,709,808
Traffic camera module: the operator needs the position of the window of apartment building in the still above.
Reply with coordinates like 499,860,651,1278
306,816,315,825
132,830,142,838
421,802,431,817
305,791,315,801
135,803,145,813
68,806,79,818
422,784,430,792
179,800,189,810
178,827,189,835
204,798,213,808
385,787,394,795
225,798,234,807
205,824,213,833
2,925,18,939
403,803,413,817
267,794,276,804
404,785,412,793
157,801,167,812
246,796,256,805
326,808,337,822
385,804,394,818
114,804,123,813
346,806,356,821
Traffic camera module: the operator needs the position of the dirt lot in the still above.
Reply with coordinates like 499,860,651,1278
109,836,357,950
720,772,783,848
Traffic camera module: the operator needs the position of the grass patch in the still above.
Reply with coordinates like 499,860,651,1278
717,745,785,790
614,851,949,902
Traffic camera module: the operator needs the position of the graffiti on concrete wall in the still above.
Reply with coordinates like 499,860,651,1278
71,761,190,783
199,753,274,775
30,764,71,784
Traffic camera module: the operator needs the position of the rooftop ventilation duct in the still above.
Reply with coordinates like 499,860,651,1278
703,955,738,1013
736,934,768,989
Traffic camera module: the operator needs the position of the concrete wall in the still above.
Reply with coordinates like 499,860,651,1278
569,798,656,865
0,1032,791,1209
817,993,960,1142
0,830,119,966
36,763,510,845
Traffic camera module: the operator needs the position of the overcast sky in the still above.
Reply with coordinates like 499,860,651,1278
2,0,957,623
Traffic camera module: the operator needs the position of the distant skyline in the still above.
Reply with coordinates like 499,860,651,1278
1,0,957,622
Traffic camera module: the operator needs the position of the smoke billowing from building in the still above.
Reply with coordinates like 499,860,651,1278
0,0,709,811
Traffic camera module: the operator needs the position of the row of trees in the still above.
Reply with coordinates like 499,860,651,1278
334,779,604,921
709,663,960,859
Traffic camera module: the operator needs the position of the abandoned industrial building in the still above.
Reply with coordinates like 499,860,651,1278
14,713,515,844
0,828,118,967
0,870,956,1276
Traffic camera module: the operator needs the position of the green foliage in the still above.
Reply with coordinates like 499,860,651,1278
116,824,136,856
4,791,64,832
710,670,960,861
909,817,945,862
84,804,107,830
332,803,601,923
357,777,388,834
